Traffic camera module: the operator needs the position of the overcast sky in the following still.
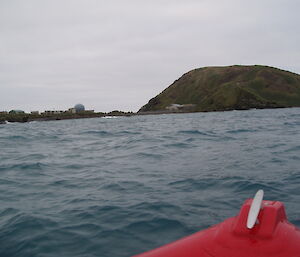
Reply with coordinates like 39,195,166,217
1,0,299,112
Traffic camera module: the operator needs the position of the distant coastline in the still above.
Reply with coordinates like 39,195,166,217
2,65,300,124
0,103,134,124
2,106,300,125
0,110,134,124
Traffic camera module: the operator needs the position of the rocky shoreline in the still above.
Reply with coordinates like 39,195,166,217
2,106,300,125
0,111,134,124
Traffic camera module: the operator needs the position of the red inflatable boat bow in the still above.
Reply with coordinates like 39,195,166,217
134,190,300,257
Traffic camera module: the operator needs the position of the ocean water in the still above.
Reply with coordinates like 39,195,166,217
0,108,300,257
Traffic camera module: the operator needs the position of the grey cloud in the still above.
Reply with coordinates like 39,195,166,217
0,0,299,112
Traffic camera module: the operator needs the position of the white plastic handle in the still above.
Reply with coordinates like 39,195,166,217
247,189,264,229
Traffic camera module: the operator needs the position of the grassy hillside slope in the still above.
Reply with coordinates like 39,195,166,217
139,65,300,112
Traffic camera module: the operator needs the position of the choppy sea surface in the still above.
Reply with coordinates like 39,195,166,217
1,108,300,257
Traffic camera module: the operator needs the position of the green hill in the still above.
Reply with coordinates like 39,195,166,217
138,65,300,113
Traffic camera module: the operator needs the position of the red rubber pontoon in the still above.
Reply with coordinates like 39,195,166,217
134,190,300,257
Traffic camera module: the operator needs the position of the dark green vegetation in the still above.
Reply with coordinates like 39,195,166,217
0,111,133,124
139,65,300,113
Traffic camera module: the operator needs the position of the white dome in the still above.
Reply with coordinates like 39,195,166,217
74,104,85,112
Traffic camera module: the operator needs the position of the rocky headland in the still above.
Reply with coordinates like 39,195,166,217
139,65,300,113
